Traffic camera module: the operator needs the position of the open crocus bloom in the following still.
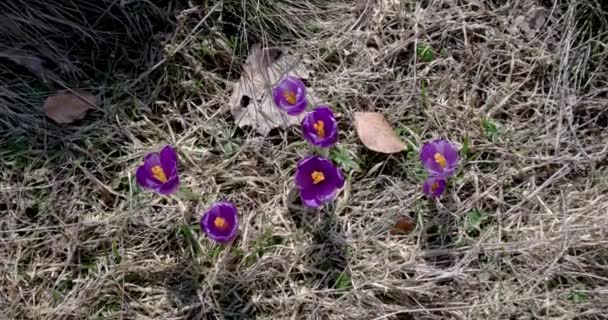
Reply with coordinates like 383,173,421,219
301,106,338,148
419,139,459,178
272,76,307,115
200,201,239,243
422,177,446,198
136,145,180,195
295,156,345,208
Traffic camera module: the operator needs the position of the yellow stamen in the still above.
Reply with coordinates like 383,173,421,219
313,120,325,138
214,217,227,230
311,171,325,184
431,182,440,192
151,165,168,183
434,152,447,168
283,90,297,104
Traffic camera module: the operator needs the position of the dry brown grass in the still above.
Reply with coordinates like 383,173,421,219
1,0,608,319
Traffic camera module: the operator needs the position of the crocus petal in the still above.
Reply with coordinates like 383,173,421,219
333,165,345,189
300,188,323,208
284,97,308,115
294,156,319,190
159,145,178,177
326,159,345,189
136,166,161,190
158,175,180,195
419,142,443,174
439,141,459,168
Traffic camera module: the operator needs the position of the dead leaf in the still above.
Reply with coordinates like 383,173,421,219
43,89,98,124
390,216,415,235
509,6,546,41
354,112,407,154
229,44,317,135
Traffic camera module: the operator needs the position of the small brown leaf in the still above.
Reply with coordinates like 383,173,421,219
43,89,98,124
390,216,415,235
354,112,407,154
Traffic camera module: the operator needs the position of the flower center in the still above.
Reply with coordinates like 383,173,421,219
434,152,447,168
313,120,325,138
311,171,325,184
283,90,297,105
430,182,440,192
214,217,227,230
151,165,168,183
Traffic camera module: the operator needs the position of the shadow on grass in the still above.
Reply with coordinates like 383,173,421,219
287,194,352,293
162,256,256,320
421,201,458,270
309,209,351,292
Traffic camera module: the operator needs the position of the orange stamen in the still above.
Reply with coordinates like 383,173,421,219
311,171,325,184
434,153,447,168
431,182,440,192
313,120,325,138
283,90,297,104
214,217,227,230
151,165,168,183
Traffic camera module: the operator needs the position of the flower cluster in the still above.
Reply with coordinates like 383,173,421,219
135,146,238,244
133,76,344,245
419,139,459,198
273,76,344,208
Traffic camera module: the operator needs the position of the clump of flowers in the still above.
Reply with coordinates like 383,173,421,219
419,139,459,198
273,76,344,208
200,201,239,243
136,145,180,195
135,145,241,244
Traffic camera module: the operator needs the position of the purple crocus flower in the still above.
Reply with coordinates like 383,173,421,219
422,177,446,198
420,139,459,178
301,106,338,148
295,156,345,208
136,145,180,195
200,201,239,243
272,76,307,115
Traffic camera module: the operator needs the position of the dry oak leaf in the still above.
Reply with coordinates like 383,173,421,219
43,89,98,124
229,45,316,135
354,112,407,154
